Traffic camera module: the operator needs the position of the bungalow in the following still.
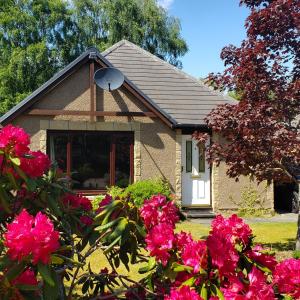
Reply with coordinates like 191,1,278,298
0,40,274,214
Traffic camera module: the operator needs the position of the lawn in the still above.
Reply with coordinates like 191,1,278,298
85,221,297,281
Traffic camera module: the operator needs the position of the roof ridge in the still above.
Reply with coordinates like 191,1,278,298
108,40,235,103
102,40,127,57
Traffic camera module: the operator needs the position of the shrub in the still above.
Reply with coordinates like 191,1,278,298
118,178,172,207
0,125,299,299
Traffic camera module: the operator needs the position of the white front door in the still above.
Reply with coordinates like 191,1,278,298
181,135,211,207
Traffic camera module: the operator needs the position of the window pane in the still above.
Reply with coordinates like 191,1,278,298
49,134,68,172
198,143,205,173
115,136,132,188
71,133,110,190
186,141,192,172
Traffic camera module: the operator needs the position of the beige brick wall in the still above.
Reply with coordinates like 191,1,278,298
211,133,274,213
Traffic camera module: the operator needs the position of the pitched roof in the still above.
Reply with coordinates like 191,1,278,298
0,40,235,127
102,40,235,125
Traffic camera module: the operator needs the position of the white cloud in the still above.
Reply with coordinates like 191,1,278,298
157,0,174,10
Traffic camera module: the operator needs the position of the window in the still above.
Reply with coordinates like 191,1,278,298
186,140,192,172
198,142,205,173
48,131,133,192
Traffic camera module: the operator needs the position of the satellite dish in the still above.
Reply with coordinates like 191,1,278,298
94,67,124,91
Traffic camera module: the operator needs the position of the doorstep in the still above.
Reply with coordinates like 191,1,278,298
181,207,215,219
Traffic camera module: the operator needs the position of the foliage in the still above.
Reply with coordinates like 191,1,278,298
0,124,299,299
230,184,272,217
0,0,188,115
194,0,300,184
108,178,172,207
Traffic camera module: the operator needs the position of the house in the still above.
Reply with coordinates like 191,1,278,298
0,40,274,213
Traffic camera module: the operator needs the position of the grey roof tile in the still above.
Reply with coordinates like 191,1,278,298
103,40,235,125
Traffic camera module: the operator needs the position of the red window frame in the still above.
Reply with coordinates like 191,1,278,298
47,130,134,195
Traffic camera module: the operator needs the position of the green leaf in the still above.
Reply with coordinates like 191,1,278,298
211,284,225,300
15,284,38,291
181,276,196,287
104,235,122,254
200,284,208,300
5,261,26,281
135,223,146,237
0,256,12,272
95,218,120,231
138,257,156,274
51,255,64,265
48,195,62,217
82,280,90,294
42,269,60,300
9,156,20,166
108,217,128,242
94,200,121,221
7,172,19,189
38,263,55,287
171,262,193,272
0,186,12,213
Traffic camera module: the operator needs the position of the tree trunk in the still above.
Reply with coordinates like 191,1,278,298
296,183,300,251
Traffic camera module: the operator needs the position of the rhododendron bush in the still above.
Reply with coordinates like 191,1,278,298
0,125,299,300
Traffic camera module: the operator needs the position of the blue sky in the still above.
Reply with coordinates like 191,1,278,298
158,0,249,78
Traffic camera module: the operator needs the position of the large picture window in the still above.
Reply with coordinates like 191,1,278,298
47,131,134,193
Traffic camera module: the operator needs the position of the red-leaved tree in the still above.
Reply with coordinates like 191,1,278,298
194,0,300,246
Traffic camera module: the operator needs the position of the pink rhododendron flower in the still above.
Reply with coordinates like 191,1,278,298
207,233,239,276
63,194,92,211
221,267,275,300
4,209,35,261
164,285,202,300
180,240,207,273
273,258,300,299
145,223,175,266
20,150,50,178
4,209,59,264
210,214,252,247
0,125,30,156
175,231,194,251
30,212,60,264
12,269,38,286
96,194,113,213
245,245,277,272
245,267,275,299
140,194,179,230
80,215,93,226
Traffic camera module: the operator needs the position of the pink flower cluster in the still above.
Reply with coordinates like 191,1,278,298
0,125,50,178
164,286,202,300
273,258,300,299
4,209,60,264
140,194,179,230
140,195,179,265
139,196,300,299
207,215,252,276
12,268,38,286
222,267,275,299
63,193,92,211
20,150,50,178
0,125,30,156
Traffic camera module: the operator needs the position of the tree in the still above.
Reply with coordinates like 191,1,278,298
0,0,187,115
194,0,300,247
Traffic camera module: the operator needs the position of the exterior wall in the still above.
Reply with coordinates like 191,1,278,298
211,133,274,214
12,63,178,194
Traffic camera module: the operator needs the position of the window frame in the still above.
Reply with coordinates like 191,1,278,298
47,130,134,195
